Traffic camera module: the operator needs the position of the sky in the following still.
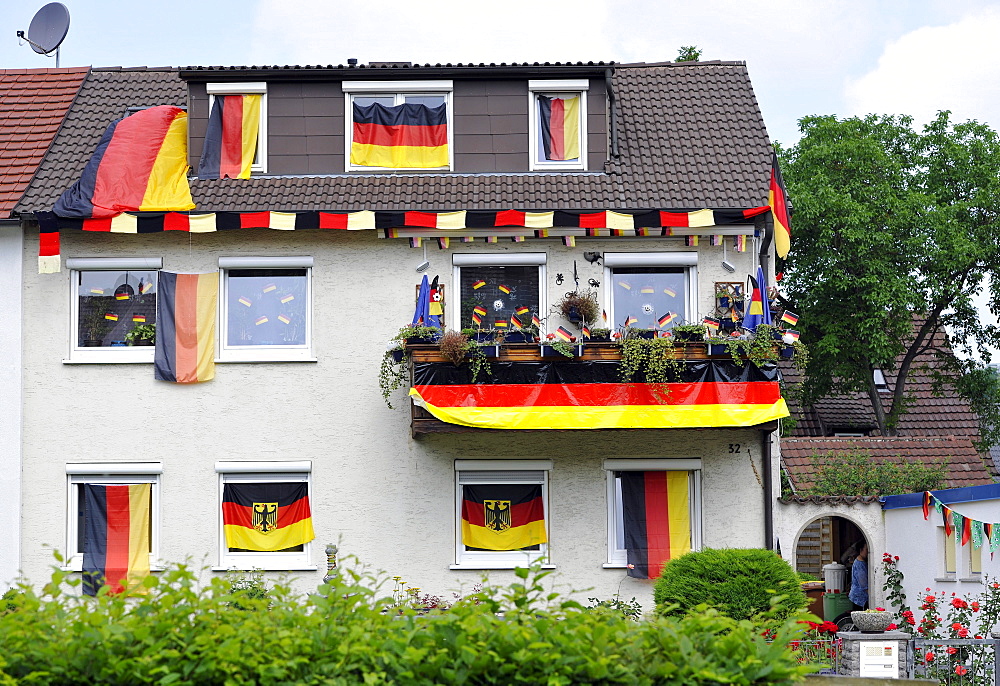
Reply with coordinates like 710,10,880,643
4,0,1000,147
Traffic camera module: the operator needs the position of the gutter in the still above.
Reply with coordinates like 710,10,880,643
762,429,774,550
605,68,620,159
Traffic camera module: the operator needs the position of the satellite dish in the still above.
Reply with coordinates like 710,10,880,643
24,3,70,55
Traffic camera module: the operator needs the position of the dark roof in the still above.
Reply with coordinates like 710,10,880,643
16,68,186,214
780,495,882,505
782,437,993,494
15,62,773,214
0,67,88,217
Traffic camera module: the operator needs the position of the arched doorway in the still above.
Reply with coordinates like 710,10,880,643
795,515,870,628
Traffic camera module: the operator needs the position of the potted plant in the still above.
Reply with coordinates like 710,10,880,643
541,333,581,358
671,323,707,342
396,324,442,346
588,327,611,342
438,330,492,380
80,307,114,347
124,323,156,346
850,607,894,633
554,289,600,326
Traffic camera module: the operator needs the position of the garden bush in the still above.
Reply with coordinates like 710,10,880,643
0,557,818,685
654,548,808,621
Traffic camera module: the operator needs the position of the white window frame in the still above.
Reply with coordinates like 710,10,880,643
65,462,163,572
939,525,957,579
603,252,699,329
343,80,454,172
528,79,589,171
66,257,163,364
451,459,553,570
218,256,315,363
451,253,547,332
215,461,315,571
603,459,703,568
206,82,268,175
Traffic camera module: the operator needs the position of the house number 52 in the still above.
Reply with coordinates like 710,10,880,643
728,444,741,454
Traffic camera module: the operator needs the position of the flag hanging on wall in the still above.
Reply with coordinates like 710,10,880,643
154,272,218,384
538,95,581,161
770,153,792,259
53,106,194,219
620,471,691,579
222,482,315,551
197,94,262,179
351,102,448,168
461,483,546,550
82,483,151,596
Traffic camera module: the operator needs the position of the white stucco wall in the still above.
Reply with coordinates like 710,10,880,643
17,227,774,610
0,221,23,588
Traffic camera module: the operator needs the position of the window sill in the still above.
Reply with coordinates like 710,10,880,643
216,357,318,364
62,565,167,573
959,577,983,583
212,565,318,572
449,563,555,571
934,576,958,582
602,563,628,569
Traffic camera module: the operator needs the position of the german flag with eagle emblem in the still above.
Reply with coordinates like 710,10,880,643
461,484,546,550
222,483,315,551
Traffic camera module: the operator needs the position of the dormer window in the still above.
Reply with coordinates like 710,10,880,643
528,79,588,171
201,82,267,177
873,368,890,392
343,80,453,171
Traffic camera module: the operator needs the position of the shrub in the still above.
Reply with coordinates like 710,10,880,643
0,558,818,685
654,548,808,621
805,450,945,496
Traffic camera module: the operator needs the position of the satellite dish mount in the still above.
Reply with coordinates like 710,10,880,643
17,3,70,68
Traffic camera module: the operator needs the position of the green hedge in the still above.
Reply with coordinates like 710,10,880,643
654,548,809,621
0,561,817,685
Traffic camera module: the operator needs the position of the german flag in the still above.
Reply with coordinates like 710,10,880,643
962,514,973,546
555,326,573,342
54,106,194,218
770,153,792,259
132,314,146,323
781,311,799,326
154,272,217,384
516,305,530,315
472,280,486,290
658,312,677,328
222,482,315,551
922,491,932,520
498,284,511,295
351,102,448,169
495,318,508,328
621,471,691,578
510,313,523,329
82,484,150,596
197,94,261,180
538,95,580,161
461,483,546,550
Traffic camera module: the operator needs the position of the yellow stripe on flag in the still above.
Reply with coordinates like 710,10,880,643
126,484,151,594
437,211,467,229
346,210,376,230
224,517,316,551
665,471,691,558
140,112,196,212
188,213,218,233
607,211,634,230
351,142,448,168
461,519,547,550
109,213,138,233
525,211,555,228
194,274,218,382
239,94,262,179
562,96,580,160
687,209,716,228
269,211,297,230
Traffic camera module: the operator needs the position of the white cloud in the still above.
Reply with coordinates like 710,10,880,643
845,7,1000,129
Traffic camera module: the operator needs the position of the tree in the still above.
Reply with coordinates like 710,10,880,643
676,46,702,62
779,112,1000,449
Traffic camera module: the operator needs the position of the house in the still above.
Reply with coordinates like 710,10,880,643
0,67,89,587
8,60,788,606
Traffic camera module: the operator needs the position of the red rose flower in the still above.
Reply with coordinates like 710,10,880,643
947,647,958,655
925,651,935,662
886,623,898,630
956,665,968,676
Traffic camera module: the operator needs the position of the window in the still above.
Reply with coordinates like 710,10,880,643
604,459,701,575
604,253,698,330
205,82,267,174
67,257,162,363
452,460,552,569
452,253,546,331
218,257,314,362
65,463,161,573
942,526,957,577
343,80,453,171
528,79,589,171
216,461,315,571
968,539,983,576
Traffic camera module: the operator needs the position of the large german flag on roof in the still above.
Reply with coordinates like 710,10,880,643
222,483,314,551
410,359,788,430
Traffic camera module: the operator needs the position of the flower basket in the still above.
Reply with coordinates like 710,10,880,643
850,611,893,633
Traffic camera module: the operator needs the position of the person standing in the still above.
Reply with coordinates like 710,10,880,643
849,543,869,610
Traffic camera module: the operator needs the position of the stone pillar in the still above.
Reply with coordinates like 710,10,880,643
838,630,910,680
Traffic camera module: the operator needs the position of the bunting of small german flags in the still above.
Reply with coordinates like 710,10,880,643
923,491,1000,553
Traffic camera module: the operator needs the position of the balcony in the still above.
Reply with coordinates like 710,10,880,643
405,340,790,436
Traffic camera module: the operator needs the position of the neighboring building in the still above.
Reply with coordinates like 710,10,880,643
0,67,89,587
10,60,787,606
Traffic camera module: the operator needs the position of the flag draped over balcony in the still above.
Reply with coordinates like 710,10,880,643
621,471,691,579
197,94,262,179
538,95,580,161
154,272,218,384
53,106,194,219
351,102,448,168
222,482,315,551
82,484,151,596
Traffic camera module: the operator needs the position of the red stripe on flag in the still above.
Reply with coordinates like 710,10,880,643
550,97,565,160
405,211,438,228
495,209,526,227
163,212,190,231
39,230,60,256
352,122,448,148
220,96,244,179
83,218,113,232
173,274,200,382
240,211,271,228
319,212,349,229
221,497,312,529
659,211,691,227
579,212,606,229
644,473,671,579
743,206,770,218
461,497,543,528
104,485,132,594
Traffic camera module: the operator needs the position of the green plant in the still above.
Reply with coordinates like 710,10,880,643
542,333,577,357
618,336,685,395
123,323,156,345
393,323,442,344
590,327,611,340
554,289,600,324
80,306,113,342
672,323,707,339
438,329,491,381
225,569,270,611
805,451,945,496
654,548,809,621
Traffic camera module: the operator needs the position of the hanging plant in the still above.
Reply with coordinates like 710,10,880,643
554,289,601,325
618,336,686,403
438,330,491,381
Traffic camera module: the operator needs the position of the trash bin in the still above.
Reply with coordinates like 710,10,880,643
822,562,847,594
823,591,853,623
